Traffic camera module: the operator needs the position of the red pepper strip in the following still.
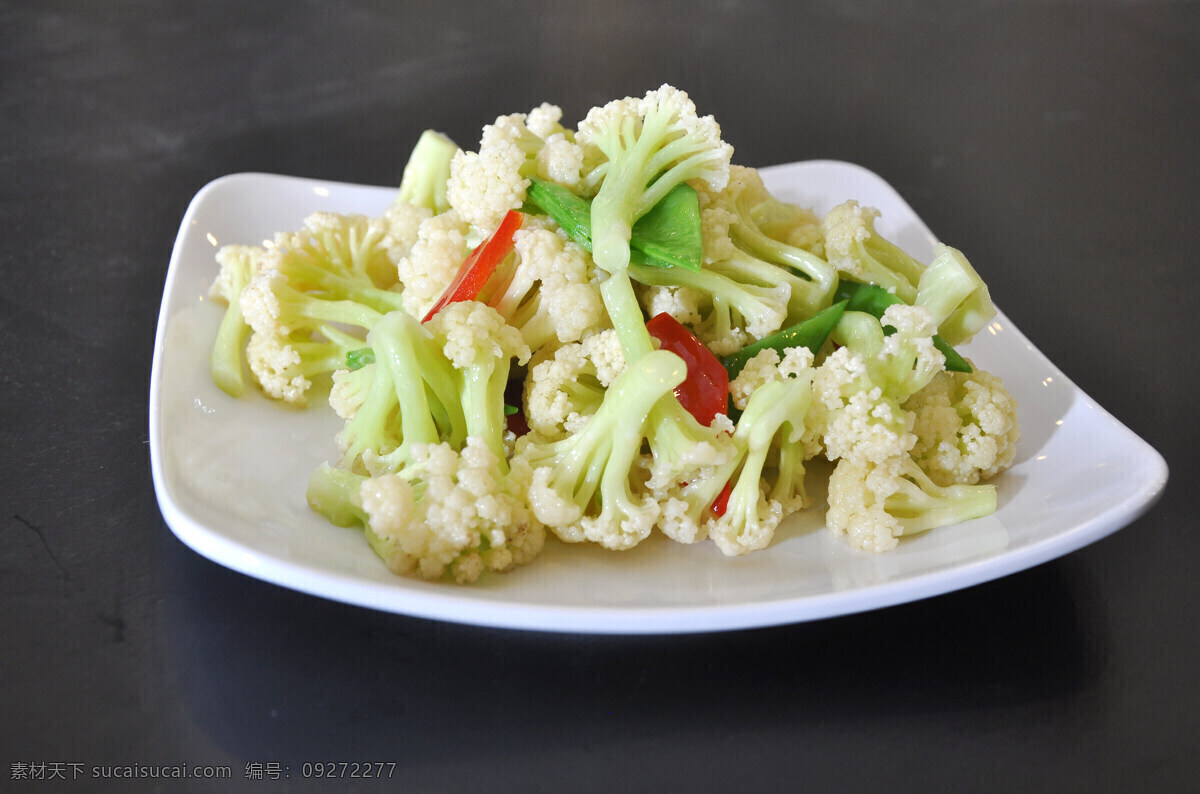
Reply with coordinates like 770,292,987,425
710,481,732,517
646,312,729,427
646,313,734,517
422,210,523,323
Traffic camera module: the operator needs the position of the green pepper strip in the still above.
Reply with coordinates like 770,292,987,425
720,300,848,379
834,281,972,373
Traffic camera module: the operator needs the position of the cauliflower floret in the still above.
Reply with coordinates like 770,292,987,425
244,331,307,404
497,218,606,349
525,102,566,139
821,200,880,280
328,365,373,420
728,346,815,411
536,133,584,191
446,113,542,231
576,84,733,195
579,328,625,386
277,212,396,289
821,201,925,304
820,383,916,465
395,209,470,320
698,202,738,264
826,456,909,553
826,453,998,553
427,300,530,371
359,438,545,583
906,366,1021,486
209,244,264,304
522,328,623,440
810,347,916,465
376,199,433,268
809,305,944,464
208,244,267,398
707,493,784,556
641,285,705,327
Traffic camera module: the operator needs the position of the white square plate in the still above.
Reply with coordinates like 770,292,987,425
149,162,1168,634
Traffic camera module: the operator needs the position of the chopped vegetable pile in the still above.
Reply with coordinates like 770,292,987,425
207,85,1019,583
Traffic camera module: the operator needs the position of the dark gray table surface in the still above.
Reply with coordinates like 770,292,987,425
4,1,1197,791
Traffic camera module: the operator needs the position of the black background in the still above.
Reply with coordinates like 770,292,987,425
3,1,1197,791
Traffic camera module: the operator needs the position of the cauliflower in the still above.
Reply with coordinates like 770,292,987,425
822,200,925,304
525,102,569,139
376,198,432,268
536,133,584,190
203,87,1024,583
428,299,529,373
236,221,407,406
655,370,814,553
826,454,997,553
729,345,815,411
328,364,373,420
309,438,544,584
812,307,1003,552
307,306,542,582
488,216,606,350
447,106,585,232
522,329,623,440
906,365,1020,486
641,285,705,327
208,244,264,397
245,325,360,405
693,165,837,325
522,329,624,435
516,349,691,551
809,305,945,464
275,211,398,290
446,113,537,230
394,209,471,321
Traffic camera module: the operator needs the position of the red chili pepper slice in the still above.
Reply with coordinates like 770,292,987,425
422,209,523,323
646,312,730,427
710,481,732,517
646,313,733,516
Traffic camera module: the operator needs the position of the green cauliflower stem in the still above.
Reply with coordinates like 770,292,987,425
576,84,733,362
335,309,466,475
397,129,460,214
208,244,263,397
915,243,997,346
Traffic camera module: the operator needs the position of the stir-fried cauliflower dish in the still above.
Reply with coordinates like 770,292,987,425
206,85,1019,583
